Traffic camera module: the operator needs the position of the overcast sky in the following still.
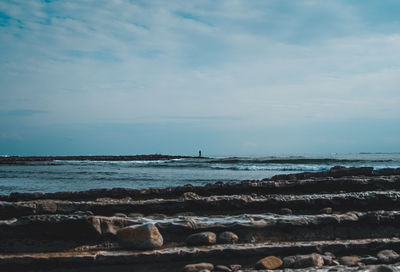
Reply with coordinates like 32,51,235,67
1,0,400,156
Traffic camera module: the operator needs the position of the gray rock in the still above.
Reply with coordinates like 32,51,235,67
218,231,239,244
283,253,324,268
186,232,216,246
183,263,214,272
116,223,163,249
377,250,399,264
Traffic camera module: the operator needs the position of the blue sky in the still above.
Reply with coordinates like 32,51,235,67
1,0,400,156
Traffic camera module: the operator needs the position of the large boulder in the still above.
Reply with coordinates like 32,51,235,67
255,256,283,270
116,223,163,249
377,250,399,264
283,253,324,268
186,232,216,246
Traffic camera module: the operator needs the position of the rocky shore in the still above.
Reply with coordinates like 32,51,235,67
1,166,400,271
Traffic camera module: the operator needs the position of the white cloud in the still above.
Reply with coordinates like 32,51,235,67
1,0,400,129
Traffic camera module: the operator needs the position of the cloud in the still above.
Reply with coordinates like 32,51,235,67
0,0,399,154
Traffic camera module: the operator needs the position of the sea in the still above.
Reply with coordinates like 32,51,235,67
0,153,399,195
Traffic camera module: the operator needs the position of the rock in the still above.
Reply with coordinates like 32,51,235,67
116,223,163,249
218,231,239,244
369,265,398,272
283,256,296,268
377,250,399,264
214,265,231,272
181,192,202,200
186,232,216,246
279,208,293,215
183,263,214,272
30,200,57,214
321,207,333,214
338,256,361,266
229,264,242,271
255,256,283,269
283,254,324,268
329,166,374,178
360,255,378,265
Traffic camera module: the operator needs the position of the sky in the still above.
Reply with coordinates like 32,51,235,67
1,0,400,156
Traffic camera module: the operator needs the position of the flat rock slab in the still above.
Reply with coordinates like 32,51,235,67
2,191,400,219
1,238,400,269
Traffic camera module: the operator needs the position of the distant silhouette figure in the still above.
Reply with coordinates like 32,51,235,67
199,150,202,157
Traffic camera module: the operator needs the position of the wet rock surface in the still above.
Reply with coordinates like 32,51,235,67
0,166,400,271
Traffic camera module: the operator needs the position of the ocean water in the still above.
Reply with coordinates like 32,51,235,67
0,153,399,194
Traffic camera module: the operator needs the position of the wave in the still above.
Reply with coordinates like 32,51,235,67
52,159,174,166
51,157,394,166
210,164,332,171
7,156,399,172
206,157,393,164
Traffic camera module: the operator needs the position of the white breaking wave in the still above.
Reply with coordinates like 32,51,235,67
210,164,332,171
53,160,172,165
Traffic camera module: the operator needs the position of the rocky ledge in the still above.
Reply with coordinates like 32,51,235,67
1,166,400,271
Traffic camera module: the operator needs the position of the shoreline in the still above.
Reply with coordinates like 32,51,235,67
1,166,400,271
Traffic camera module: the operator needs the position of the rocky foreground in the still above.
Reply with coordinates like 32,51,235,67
1,166,400,271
